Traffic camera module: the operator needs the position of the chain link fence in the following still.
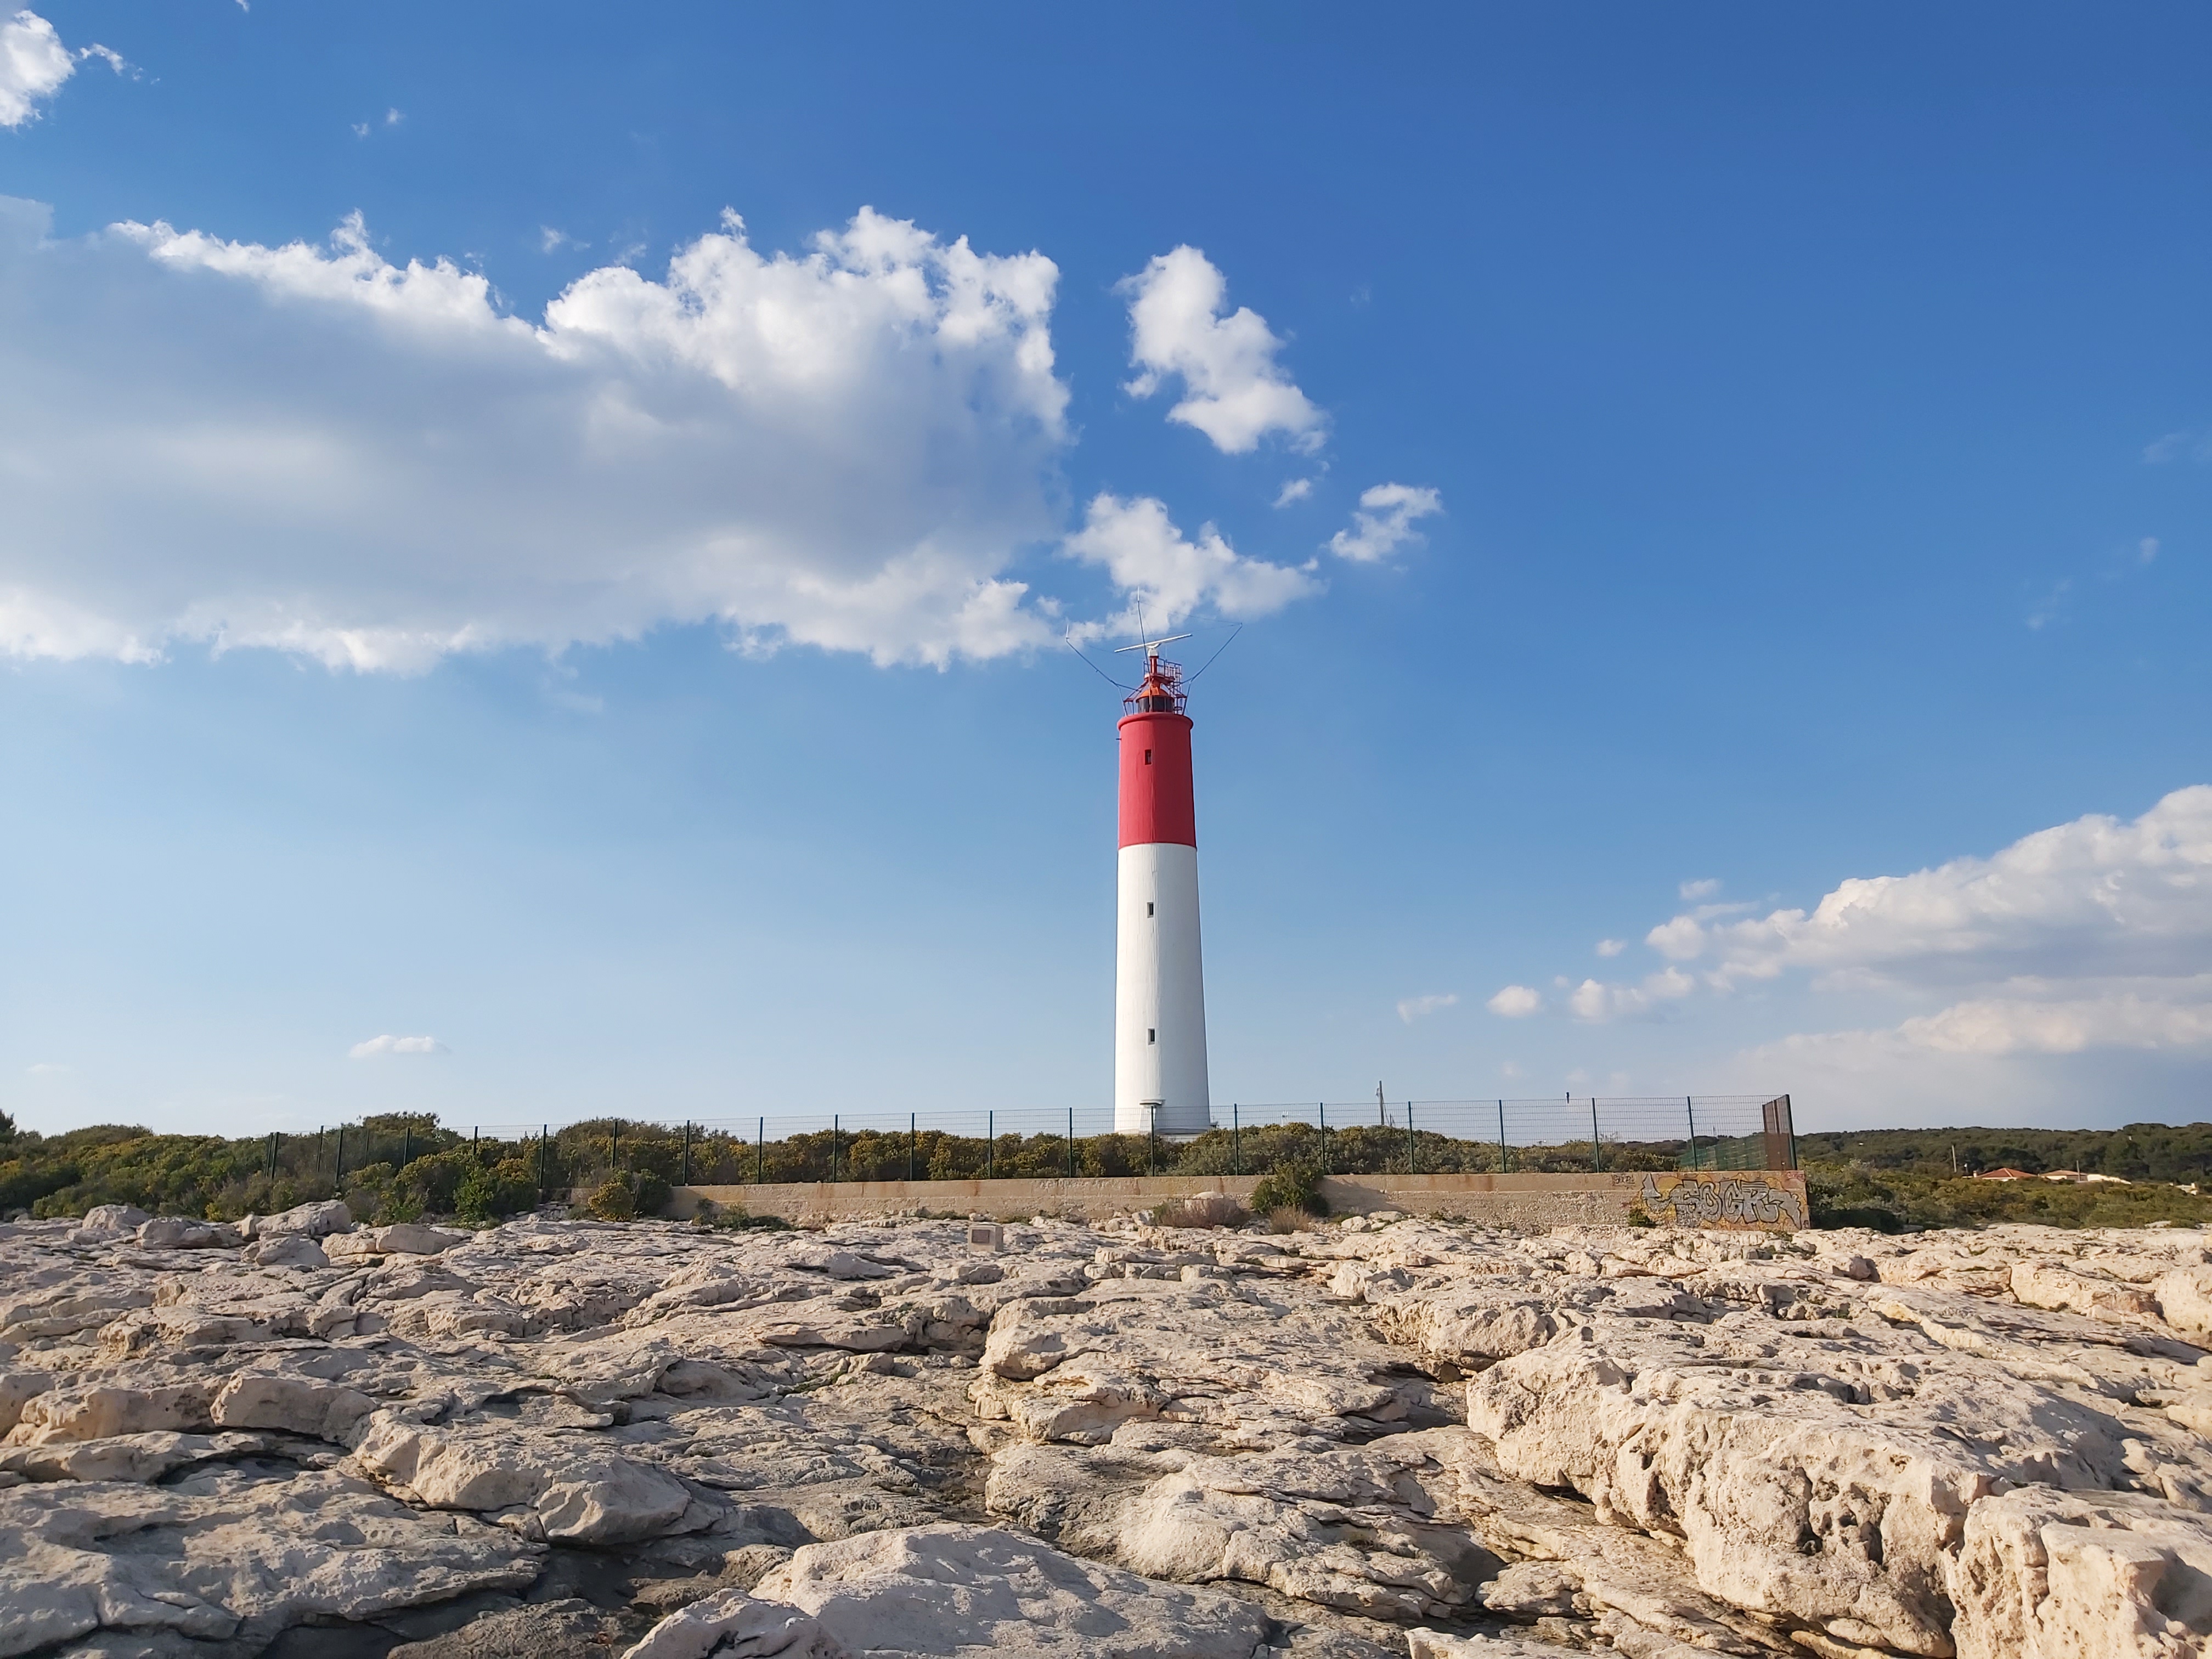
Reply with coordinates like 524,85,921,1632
431,1092,1795,1194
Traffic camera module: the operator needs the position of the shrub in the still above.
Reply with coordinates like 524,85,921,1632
631,1171,672,1218
456,1158,540,1225
1151,1193,1248,1229
585,1178,636,1221
454,1164,497,1226
1249,1161,1327,1217
378,1186,426,1224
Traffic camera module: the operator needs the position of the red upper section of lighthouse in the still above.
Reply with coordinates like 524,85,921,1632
1118,651,1197,849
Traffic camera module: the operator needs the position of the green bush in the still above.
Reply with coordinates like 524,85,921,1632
455,1157,540,1225
585,1178,636,1221
1249,1161,1328,1217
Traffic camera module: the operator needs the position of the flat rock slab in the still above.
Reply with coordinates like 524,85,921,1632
624,1523,1272,1658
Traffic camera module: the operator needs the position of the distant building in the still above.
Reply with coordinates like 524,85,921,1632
2041,1170,2131,1185
1976,1168,2035,1181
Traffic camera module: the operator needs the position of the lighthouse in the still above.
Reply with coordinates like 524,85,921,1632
1113,637,1212,1135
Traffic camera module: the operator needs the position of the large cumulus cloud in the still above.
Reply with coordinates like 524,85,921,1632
0,200,1085,670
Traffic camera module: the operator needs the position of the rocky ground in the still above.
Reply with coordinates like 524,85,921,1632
3,1201,2210,1659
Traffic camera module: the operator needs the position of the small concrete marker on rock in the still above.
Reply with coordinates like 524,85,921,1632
967,1219,1005,1251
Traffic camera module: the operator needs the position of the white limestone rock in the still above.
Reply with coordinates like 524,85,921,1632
134,1216,237,1250
1407,1634,1582,1659
259,1198,356,1238
3,1383,215,1445
210,1372,375,1441
0,1466,540,1657
1951,1485,2212,1659
9,1205,2212,1659
353,1412,712,1544
661,1522,1276,1658
76,1204,149,1238
621,1588,845,1659
328,1222,474,1260
2155,1264,2212,1341
0,1428,269,1484
248,1232,331,1269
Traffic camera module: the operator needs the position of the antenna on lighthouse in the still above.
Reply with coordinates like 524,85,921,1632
1111,632,1193,655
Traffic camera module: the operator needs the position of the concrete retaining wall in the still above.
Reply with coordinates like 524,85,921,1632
658,1166,1808,1231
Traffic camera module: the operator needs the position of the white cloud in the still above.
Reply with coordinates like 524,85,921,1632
1064,494,1318,633
351,122,368,138
2144,430,2212,465
348,1034,446,1058
2026,577,2071,631
1272,478,1313,507
1120,246,1323,455
1326,483,1441,564
25,1060,71,1075
2139,536,2159,565
1646,784,2212,1085
1,10,75,127
1397,991,1458,1024
1486,985,1542,1018
1678,877,1720,901
1897,986,2212,1056
1650,786,2212,992
1565,968,1695,1023
385,108,402,126
0,199,1093,670
540,225,587,253
1595,938,1626,957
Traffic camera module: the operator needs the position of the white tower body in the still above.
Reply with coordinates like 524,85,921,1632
1111,646,1211,1136
1115,841,1210,1134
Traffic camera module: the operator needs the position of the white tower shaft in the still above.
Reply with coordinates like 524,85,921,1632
1115,842,1210,1133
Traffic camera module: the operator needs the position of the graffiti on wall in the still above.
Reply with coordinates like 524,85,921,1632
1639,1171,1807,1231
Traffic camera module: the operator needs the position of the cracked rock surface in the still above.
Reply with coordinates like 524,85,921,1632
3,1204,2211,1658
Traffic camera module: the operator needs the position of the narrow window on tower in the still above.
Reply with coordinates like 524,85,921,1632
1147,901,1154,916
1144,748,1153,764
1148,1029,1156,1044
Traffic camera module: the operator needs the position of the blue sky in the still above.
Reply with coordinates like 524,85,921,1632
3,3,2209,1138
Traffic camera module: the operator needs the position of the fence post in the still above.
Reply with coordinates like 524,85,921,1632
910,1113,918,1182
757,1117,764,1184
1685,1096,1699,1170
831,1115,839,1183
1319,1104,1329,1174
401,1128,410,1171
1378,1082,1386,1128
1407,1102,1417,1175
1497,1099,1508,1175
1066,1108,1075,1179
1232,1103,1240,1175
1589,1094,1603,1173
986,1111,993,1180
681,1122,691,1186
335,1125,346,1188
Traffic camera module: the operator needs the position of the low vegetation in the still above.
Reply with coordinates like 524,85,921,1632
3,1105,2208,1231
